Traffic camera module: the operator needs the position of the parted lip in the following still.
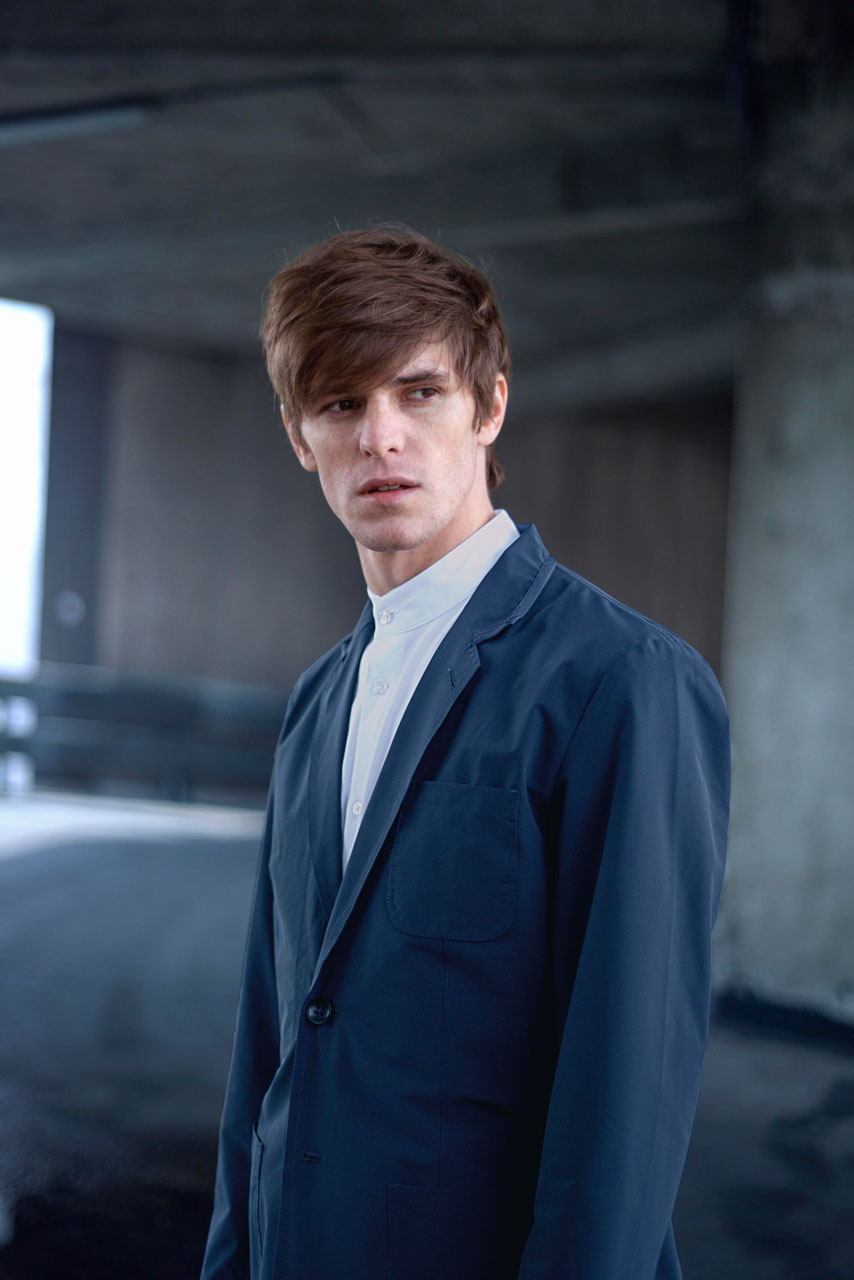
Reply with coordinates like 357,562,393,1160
357,476,419,495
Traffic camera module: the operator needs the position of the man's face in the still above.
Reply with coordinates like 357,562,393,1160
283,340,506,591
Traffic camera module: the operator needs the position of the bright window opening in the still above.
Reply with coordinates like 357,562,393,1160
0,299,54,677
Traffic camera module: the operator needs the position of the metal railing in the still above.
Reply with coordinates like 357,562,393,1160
0,663,288,802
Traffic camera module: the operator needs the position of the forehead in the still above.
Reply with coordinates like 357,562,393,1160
390,338,455,379
355,339,465,396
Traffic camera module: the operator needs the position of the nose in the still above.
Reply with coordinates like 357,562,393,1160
358,394,406,458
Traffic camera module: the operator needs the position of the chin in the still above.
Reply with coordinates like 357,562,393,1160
349,514,438,554
355,529,428,554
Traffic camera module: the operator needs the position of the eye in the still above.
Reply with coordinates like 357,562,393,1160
409,386,439,402
322,398,359,414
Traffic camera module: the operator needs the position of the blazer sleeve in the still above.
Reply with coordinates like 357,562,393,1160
516,633,731,1280
200,782,281,1280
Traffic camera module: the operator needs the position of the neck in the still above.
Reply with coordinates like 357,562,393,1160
358,505,496,596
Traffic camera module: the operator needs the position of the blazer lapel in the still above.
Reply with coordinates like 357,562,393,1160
311,522,556,984
312,626,482,982
306,601,374,923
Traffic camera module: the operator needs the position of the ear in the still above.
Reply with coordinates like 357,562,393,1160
281,404,318,472
475,373,508,447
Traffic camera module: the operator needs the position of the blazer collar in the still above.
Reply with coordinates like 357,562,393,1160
364,508,519,635
309,522,556,981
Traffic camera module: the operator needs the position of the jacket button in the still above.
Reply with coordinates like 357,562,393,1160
306,998,333,1025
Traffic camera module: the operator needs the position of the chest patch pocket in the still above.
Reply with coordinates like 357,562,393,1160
386,780,519,941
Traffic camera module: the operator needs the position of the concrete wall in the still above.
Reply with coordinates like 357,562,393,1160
97,342,365,688
93,339,731,687
498,391,731,673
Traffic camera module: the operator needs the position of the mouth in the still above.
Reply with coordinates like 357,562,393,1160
358,478,419,499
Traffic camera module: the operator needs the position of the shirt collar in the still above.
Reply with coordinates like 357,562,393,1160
366,509,520,635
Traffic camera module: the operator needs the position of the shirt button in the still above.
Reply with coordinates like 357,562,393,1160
352,800,362,816
370,678,389,696
378,609,392,626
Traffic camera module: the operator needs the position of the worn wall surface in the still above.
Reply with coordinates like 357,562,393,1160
93,336,731,687
97,341,364,689
499,392,731,673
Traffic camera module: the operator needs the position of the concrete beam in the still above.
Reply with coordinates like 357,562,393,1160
0,2,725,56
510,314,740,415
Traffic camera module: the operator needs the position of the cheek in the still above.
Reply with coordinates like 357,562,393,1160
449,434,480,482
314,449,347,493
318,469,344,509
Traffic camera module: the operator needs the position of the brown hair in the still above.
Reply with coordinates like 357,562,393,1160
260,226,509,490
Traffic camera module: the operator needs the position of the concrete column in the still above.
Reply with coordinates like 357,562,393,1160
716,270,854,1018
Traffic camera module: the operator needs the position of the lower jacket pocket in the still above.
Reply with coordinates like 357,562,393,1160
249,1126,264,1268
386,1183,501,1280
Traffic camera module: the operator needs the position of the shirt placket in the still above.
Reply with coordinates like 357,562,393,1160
348,630,396,833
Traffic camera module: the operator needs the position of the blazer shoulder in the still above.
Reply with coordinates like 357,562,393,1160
540,559,725,701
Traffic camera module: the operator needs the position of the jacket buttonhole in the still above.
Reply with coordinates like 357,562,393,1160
301,1150,324,1164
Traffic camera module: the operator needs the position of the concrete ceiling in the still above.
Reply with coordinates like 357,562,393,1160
0,0,801,413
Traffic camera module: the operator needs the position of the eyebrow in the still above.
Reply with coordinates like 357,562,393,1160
391,367,451,386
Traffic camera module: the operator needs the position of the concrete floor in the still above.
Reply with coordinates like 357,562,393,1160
676,1026,854,1280
0,793,851,1280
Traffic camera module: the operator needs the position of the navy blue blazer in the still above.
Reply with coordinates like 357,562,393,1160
201,522,730,1280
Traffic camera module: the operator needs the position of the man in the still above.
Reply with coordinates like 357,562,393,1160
201,227,730,1280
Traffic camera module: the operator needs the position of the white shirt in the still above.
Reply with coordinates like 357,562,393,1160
340,509,520,872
